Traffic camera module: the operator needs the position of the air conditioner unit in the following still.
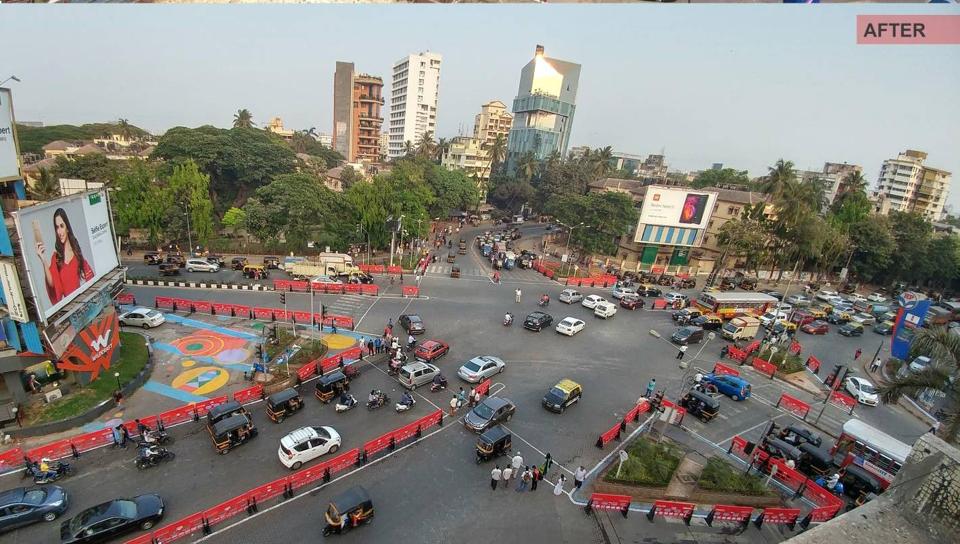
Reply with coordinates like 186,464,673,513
44,389,63,403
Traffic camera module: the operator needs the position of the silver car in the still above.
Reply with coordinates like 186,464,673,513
185,259,219,273
398,361,440,389
457,356,506,383
559,289,583,304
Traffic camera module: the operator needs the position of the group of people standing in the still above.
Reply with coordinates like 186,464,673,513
489,453,587,498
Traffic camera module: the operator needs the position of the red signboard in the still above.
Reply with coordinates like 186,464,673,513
805,355,821,373
475,378,491,397
751,357,777,378
757,507,800,527
588,493,631,511
830,391,857,412
777,393,811,419
707,505,754,526
726,346,748,362
116,293,136,305
56,310,121,382
650,500,695,522
212,303,233,316
713,362,740,377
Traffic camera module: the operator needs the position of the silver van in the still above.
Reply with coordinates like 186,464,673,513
559,289,583,304
398,361,440,389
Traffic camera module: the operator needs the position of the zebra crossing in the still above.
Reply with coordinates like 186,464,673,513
424,263,542,280
322,294,371,319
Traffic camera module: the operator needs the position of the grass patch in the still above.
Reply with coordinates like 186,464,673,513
697,458,773,496
23,332,150,426
603,438,683,487
757,348,805,374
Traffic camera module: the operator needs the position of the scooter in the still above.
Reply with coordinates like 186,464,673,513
395,396,417,413
503,314,513,327
335,394,358,413
366,391,389,410
139,429,174,447
388,357,404,376
538,297,550,307
406,339,417,351
430,376,448,393
30,461,73,484
135,445,175,470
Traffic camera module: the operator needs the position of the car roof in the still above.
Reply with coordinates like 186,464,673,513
562,288,579,293
124,306,153,314
0,487,27,504
403,314,422,320
560,317,580,324
554,379,581,392
402,361,435,371
528,311,547,318
420,340,442,348
282,426,320,446
482,396,511,409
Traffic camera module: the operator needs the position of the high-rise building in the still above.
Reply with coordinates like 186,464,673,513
473,100,513,150
506,45,580,174
332,61,384,163
822,162,863,204
876,150,952,220
388,51,442,159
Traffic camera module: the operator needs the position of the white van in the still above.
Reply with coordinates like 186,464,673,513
594,301,618,319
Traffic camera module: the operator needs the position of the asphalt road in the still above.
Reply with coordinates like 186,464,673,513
2,222,928,544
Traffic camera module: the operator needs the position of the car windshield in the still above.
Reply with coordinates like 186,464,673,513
315,427,330,439
472,402,495,420
409,316,422,323
546,387,566,401
116,500,138,519
859,382,878,394
70,503,113,532
23,489,47,505
463,361,482,372
561,319,576,326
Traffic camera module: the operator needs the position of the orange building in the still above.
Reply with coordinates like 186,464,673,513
333,62,384,163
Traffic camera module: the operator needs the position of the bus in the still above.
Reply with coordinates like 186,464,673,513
832,419,911,488
694,291,778,320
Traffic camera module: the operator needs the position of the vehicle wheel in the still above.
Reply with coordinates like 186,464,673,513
733,395,742,401
505,413,512,422
142,323,150,329
559,405,565,414
292,461,302,470
43,512,58,522
277,415,284,423
141,520,155,531
411,383,418,390
498,366,504,374
187,268,193,273
330,444,339,454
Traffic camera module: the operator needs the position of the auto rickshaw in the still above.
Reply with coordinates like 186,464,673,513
166,254,186,267
159,263,180,276
231,256,249,270
315,371,349,404
208,414,257,454
797,442,835,479
840,464,883,502
206,400,250,430
447,252,456,263
679,389,719,422
322,486,374,536
450,265,460,278
243,264,269,279
475,425,512,464
266,388,304,423
143,252,162,265
207,254,225,267
263,256,281,269
740,277,758,291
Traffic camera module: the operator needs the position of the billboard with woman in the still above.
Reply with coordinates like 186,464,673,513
14,190,119,320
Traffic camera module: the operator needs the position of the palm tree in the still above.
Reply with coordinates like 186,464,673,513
117,118,134,142
837,171,868,197
516,151,538,183
402,141,414,158
434,138,449,164
591,146,614,179
233,109,254,129
760,159,796,198
483,134,507,177
878,327,960,443
29,168,61,201
416,131,435,160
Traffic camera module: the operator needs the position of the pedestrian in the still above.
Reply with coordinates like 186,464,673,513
574,465,587,489
871,357,882,373
331,323,338,335
553,474,566,496
515,288,522,303
645,379,656,399
511,452,523,473
389,318,394,328
374,337,382,354
472,388,481,406
400,272,404,283
530,465,541,491
501,465,513,487
855,348,862,361
338,356,344,370
111,425,122,448
449,395,459,416
490,465,502,491
457,387,467,407
135,418,149,437
367,339,375,356
676,345,687,360
468,387,476,407
517,467,531,492
542,452,554,476
116,424,129,449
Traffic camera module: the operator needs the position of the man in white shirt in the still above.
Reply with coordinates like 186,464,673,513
511,452,523,472
490,465,502,491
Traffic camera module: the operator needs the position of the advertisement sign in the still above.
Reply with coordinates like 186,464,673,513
55,307,120,382
13,190,119,321
0,88,21,182
0,260,29,322
891,294,930,360
638,187,718,230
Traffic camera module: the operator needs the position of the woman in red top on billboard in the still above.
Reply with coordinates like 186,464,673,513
35,208,95,304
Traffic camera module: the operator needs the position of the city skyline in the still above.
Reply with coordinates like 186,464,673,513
1,6,958,204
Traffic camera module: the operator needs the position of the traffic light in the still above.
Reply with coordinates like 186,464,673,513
280,292,286,305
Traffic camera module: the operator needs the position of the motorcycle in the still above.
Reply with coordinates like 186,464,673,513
139,429,174,447
503,314,513,327
395,396,417,413
30,461,73,484
135,445,175,470
366,391,389,410
335,394,358,413
538,297,549,307
406,339,417,351
388,357,404,376
430,376,448,393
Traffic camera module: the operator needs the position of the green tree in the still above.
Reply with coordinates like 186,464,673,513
487,174,534,214
15,122,150,154
423,162,480,218
113,159,167,244
339,166,360,189
848,216,896,283
233,109,254,128
922,235,960,288
28,168,61,201
589,146,614,180
416,131,435,160
692,168,751,189
221,207,246,232
760,159,796,198
166,160,215,246
483,134,507,178
887,211,933,283
515,151,538,183
836,170,868,198
434,137,449,164
117,118,134,141
550,191,638,257
53,154,126,186
829,191,872,232
244,173,350,250
879,327,960,443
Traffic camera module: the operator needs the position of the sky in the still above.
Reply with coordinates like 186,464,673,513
2,5,959,206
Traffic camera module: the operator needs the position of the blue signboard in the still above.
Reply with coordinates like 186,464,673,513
891,293,930,360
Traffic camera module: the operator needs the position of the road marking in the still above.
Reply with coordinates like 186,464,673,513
353,296,380,330
715,414,787,447
501,424,575,478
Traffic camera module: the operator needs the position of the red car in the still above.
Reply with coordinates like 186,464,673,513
801,320,829,335
414,340,450,362
790,311,816,326
620,294,644,310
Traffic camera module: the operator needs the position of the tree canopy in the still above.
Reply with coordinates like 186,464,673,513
15,122,151,154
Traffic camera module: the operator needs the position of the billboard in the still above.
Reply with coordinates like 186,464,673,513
13,190,119,321
0,88,22,182
56,307,120,382
638,187,718,230
891,293,930,360
0,260,29,322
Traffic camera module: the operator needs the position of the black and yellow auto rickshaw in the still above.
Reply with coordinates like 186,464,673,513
208,414,257,454
322,486,374,536
475,425,512,464
206,400,249,430
315,371,349,404
166,254,186,267
266,388,304,423
797,442,835,479
263,256,281,269
840,464,883,502
243,264,269,279
231,256,248,270
143,252,162,265
447,252,457,263
679,389,720,422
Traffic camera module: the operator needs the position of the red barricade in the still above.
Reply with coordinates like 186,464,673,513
0,447,24,472
360,284,379,296
247,479,288,503
764,457,807,491
322,315,355,330
313,312,324,325
596,421,621,448
344,284,362,294
581,278,594,288
401,285,420,297
713,362,740,377
26,439,74,463
751,357,777,378
193,301,213,314
203,493,250,526
369,265,385,274
744,340,761,354
566,278,581,286
116,293,136,304
387,266,402,275
624,400,650,423
805,355,821,373
364,433,395,458
68,428,114,454
157,404,195,426
729,435,749,457
193,395,229,417
727,346,748,363
212,303,233,316
273,280,291,291
588,493,631,512
273,310,292,321
649,500,695,524
706,505,754,526
789,340,802,355
777,393,811,419
124,533,156,544
298,361,318,380
232,305,251,318
156,296,175,309
358,264,371,273
393,421,422,443
545,269,555,279
325,283,345,294
174,298,194,312
292,311,313,324
756,507,800,528
475,378,491,397
652,299,667,310
830,391,857,413
319,355,342,374
148,511,207,543
289,281,309,292
416,409,443,431
253,307,275,320
234,385,264,404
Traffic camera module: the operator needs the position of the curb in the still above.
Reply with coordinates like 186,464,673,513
127,279,273,291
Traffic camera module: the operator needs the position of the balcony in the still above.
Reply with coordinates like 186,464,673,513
359,95,385,105
359,113,383,122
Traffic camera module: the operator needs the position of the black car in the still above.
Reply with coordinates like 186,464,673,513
206,255,225,267
0,486,69,533
464,397,516,432
523,311,553,332
399,314,425,335
61,494,164,544
838,323,864,337
348,273,374,284
767,291,785,301
671,326,705,345
690,315,723,331
826,312,850,325
638,287,662,297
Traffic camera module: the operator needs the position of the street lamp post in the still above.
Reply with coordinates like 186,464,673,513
0,75,20,87
556,221,589,277
114,372,122,393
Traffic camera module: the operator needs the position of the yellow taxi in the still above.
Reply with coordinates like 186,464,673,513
542,379,583,413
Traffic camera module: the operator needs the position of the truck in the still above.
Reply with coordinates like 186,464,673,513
290,253,359,279
721,316,761,341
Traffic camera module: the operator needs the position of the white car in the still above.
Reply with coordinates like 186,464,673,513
278,426,342,470
555,317,585,336
850,312,876,325
844,376,879,406
760,311,787,327
611,285,636,300
457,356,506,383
559,289,583,304
310,275,342,284
773,303,793,314
185,259,219,273
848,293,868,303
815,290,839,302
785,294,811,306
867,293,887,302
663,292,688,304
581,295,606,309
594,301,618,319
119,307,165,329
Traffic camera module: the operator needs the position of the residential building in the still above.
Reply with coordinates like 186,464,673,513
876,150,952,220
473,100,513,149
506,45,580,173
568,146,590,160
388,51,442,159
332,61,384,163
440,136,485,180
822,162,863,203
588,179,769,274
637,154,669,185
379,132,389,159
265,117,294,140
316,133,333,147
609,151,644,176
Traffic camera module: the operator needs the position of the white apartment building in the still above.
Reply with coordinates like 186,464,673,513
388,51,442,159
876,150,952,220
440,136,485,180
